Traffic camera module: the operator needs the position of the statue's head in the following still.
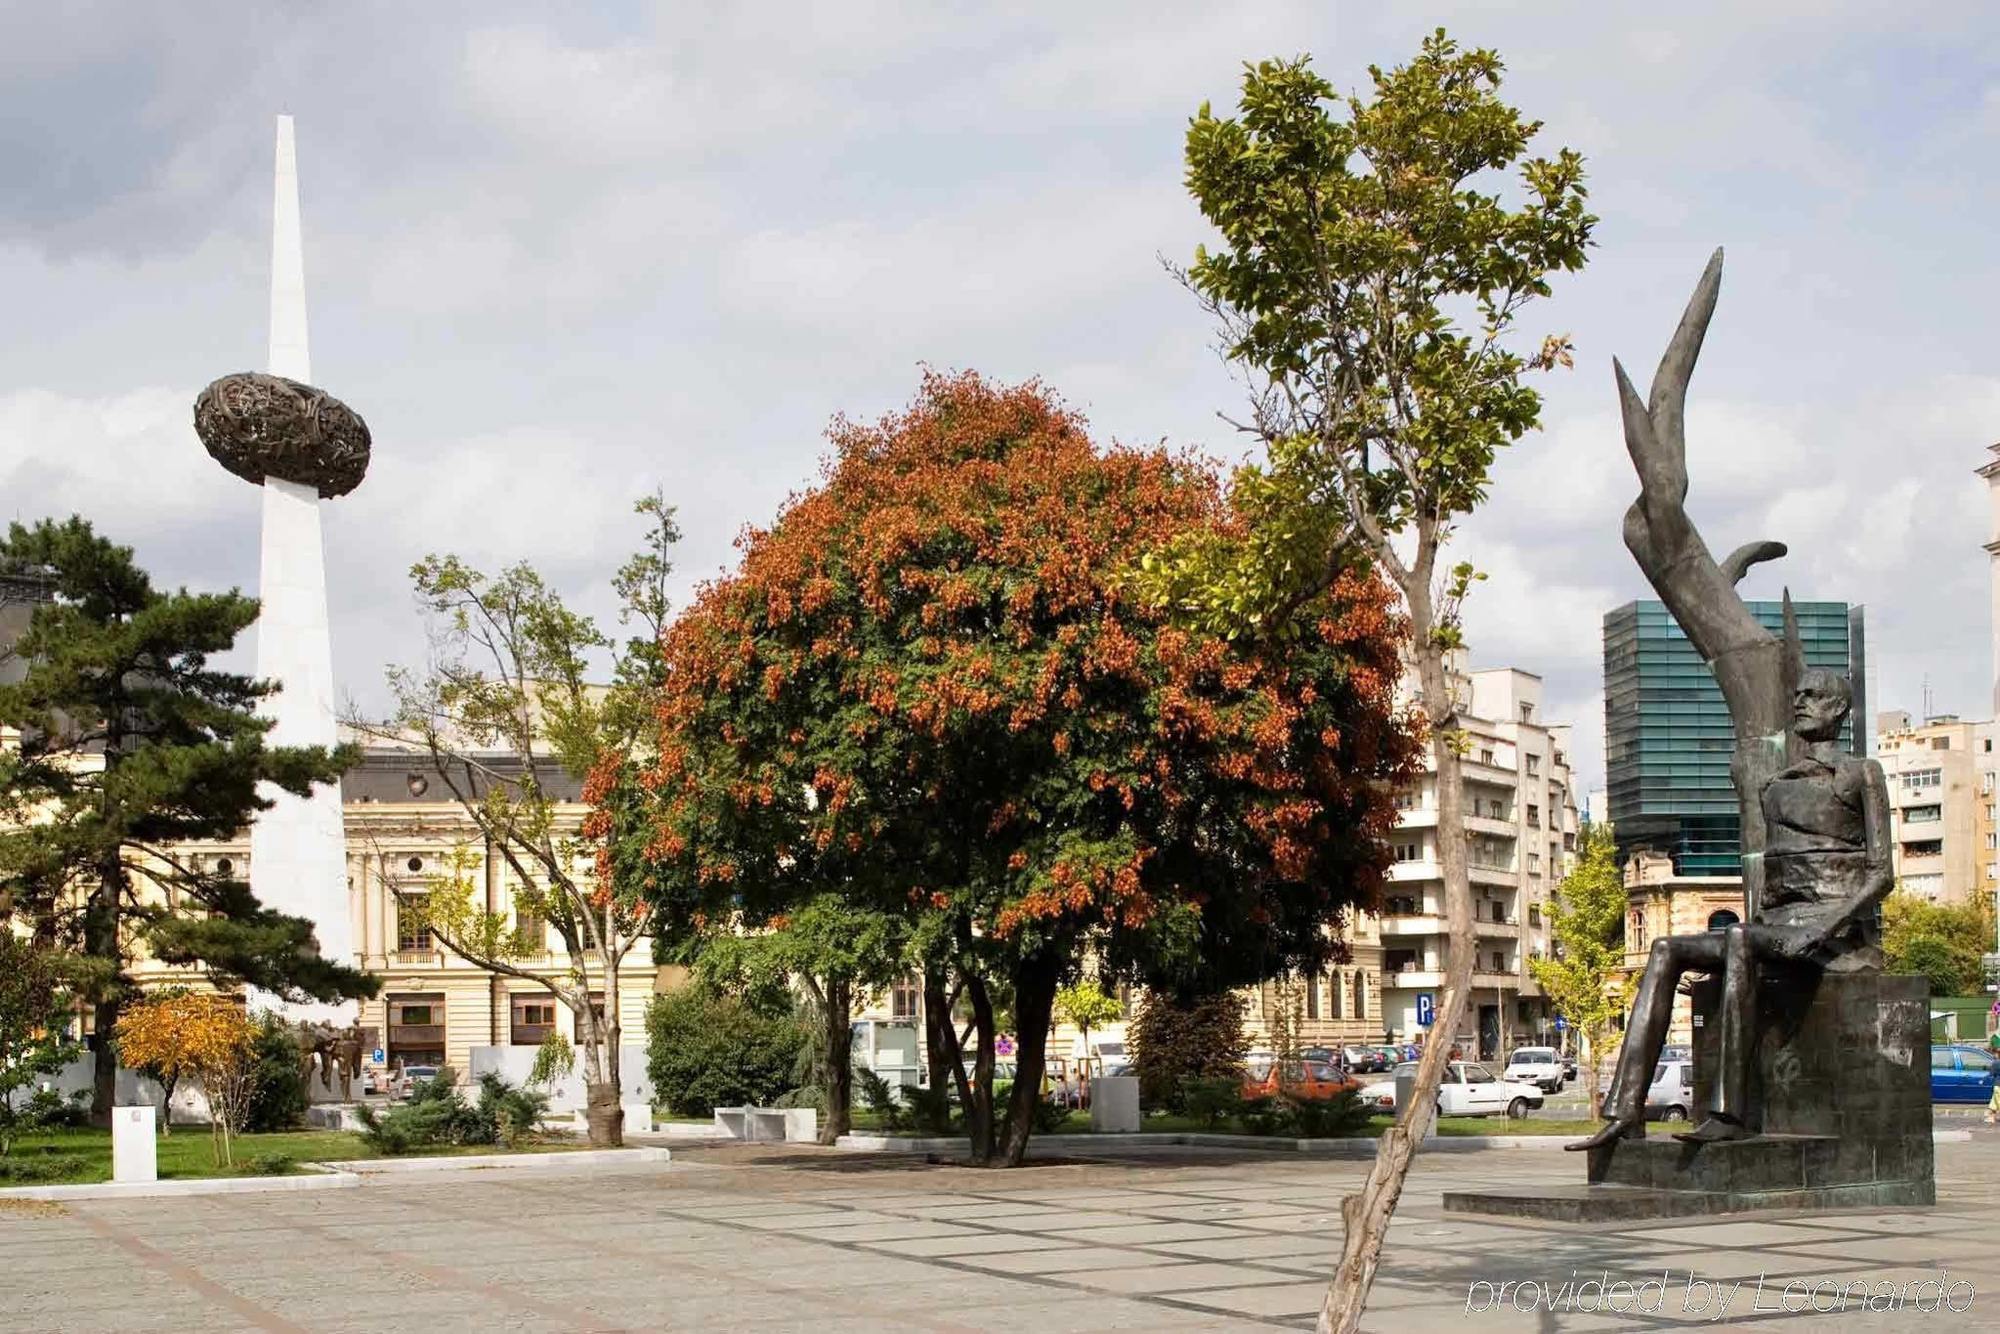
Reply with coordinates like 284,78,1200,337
1793,668,1852,742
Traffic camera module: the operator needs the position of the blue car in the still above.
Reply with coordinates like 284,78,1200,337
1930,1044,1997,1102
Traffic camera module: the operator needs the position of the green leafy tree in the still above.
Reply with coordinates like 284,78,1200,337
639,373,1415,1166
1527,824,1627,1112
369,493,679,1147
1053,981,1125,1087
643,985,807,1117
0,934,78,1155
0,518,373,1123
1884,892,1994,998
676,896,909,1142
1163,35,1594,1329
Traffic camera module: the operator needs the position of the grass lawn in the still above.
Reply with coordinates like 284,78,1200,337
1,1126,598,1187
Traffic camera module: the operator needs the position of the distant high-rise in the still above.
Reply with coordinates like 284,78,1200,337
1603,599,1866,874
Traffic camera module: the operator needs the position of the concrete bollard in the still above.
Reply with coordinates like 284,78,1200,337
1091,1076,1141,1133
112,1105,157,1183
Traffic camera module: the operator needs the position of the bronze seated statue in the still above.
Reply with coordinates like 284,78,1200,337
1570,666,1892,1150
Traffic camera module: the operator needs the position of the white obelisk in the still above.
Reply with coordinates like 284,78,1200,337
251,116,356,1020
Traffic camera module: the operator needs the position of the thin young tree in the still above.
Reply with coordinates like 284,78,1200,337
1527,823,1627,1113
369,494,679,1147
1166,35,1594,1330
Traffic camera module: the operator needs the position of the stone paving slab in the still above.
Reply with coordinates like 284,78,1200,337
5,1132,1997,1331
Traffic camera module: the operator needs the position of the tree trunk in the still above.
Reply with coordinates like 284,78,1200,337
963,973,997,1164
998,953,1060,1167
85,867,122,1127
1580,1030,1600,1117
573,984,623,1148
822,976,854,1145
1320,619,1476,1333
923,967,957,1100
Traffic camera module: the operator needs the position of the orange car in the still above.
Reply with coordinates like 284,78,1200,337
1241,1056,1359,1102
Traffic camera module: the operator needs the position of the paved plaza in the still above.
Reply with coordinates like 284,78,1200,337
4,1135,1997,1333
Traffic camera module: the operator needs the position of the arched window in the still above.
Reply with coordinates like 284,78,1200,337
1707,909,1740,931
1353,970,1367,1021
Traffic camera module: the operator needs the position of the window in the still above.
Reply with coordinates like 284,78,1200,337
1525,755,1540,777
1707,909,1740,931
1392,841,1423,863
1489,899,1506,923
1932,1048,1955,1070
510,996,556,1046
406,855,424,873
1527,852,1541,873
1906,768,1942,792
1987,832,1996,851
890,977,919,1018
1964,1050,1995,1072
1903,839,1944,857
1352,971,1367,1021
1487,951,1505,971
1988,738,1995,753
1396,788,1419,810
1526,804,1541,829
1630,910,1647,950
1904,805,1942,824
1985,772,1996,794
513,896,546,953
395,895,431,954
1527,904,1542,928
1479,748,1496,766
1305,974,1321,1021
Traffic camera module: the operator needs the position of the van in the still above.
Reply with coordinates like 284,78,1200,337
1645,1059,1694,1121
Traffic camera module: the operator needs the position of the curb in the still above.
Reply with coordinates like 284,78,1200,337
0,1168,361,1202
315,1147,672,1174
835,1128,1977,1156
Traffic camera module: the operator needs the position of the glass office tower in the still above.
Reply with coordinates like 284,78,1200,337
1603,600,1866,874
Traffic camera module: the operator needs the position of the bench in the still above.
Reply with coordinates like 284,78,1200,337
713,1106,816,1142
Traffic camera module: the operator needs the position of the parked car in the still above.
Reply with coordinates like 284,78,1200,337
1931,1044,1998,1102
395,1065,443,1100
1372,1046,1403,1071
1242,1058,1359,1103
1341,1045,1384,1073
1561,1051,1578,1081
1501,1046,1566,1094
1359,1061,1544,1118
1645,1059,1695,1121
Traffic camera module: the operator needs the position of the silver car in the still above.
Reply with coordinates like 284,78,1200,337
1644,1059,1694,1121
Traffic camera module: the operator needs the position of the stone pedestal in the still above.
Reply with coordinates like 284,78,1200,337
1091,1076,1140,1133
112,1105,157,1183
1445,972,1934,1221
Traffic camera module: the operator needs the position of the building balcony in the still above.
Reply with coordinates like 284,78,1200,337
1380,914,1444,937
1396,807,1438,828
1464,815,1518,838
1388,862,1441,882
1474,916,1520,938
1384,968,1443,989
1468,863,1518,888
1472,971,1519,989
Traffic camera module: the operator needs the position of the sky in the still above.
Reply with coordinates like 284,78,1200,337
3,0,1998,800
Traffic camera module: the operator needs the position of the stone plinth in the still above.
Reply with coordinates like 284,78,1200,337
112,1105,157,1183
1445,972,1934,1221
1091,1076,1140,1133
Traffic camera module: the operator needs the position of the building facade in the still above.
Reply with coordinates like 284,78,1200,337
1604,598,1866,874
1621,850,1745,1046
1874,712,1998,905
123,735,671,1078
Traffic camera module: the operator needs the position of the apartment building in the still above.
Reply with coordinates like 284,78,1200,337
1874,712,1998,905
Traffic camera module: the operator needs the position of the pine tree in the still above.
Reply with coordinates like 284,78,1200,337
0,517,375,1122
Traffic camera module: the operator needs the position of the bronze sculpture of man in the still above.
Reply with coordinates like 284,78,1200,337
1571,664,1893,1148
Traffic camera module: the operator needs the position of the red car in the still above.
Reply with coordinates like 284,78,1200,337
1242,1057,1359,1102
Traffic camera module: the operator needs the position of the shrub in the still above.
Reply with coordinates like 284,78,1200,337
902,1082,954,1135
242,1017,309,1133
355,1066,481,1154
855,1067,907,1132
1130,991,1248,1113
1284,1089,1370,1139
645,987,806,1117
1237,1095,1288,1136
241,1153,294,1176
1181,1076,1243,1129
0,1153,86,1183
476,1072,551,1148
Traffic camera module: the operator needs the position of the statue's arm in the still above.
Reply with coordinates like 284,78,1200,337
1816,759,1897,941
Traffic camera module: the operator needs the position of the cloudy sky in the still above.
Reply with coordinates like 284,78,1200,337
4,1,1998,798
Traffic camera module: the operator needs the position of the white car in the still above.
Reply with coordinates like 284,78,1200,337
1645,1059,1695,1121
1501,1046,1566,1093
1358,1061,1546,1119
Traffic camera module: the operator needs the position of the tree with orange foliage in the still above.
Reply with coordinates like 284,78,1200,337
634,372,1417,1166
115,989,255,1163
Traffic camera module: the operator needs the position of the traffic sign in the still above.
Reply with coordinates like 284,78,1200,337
371,1047,386,1065
1416,993,1435,1028
1553,1017,1568,1032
